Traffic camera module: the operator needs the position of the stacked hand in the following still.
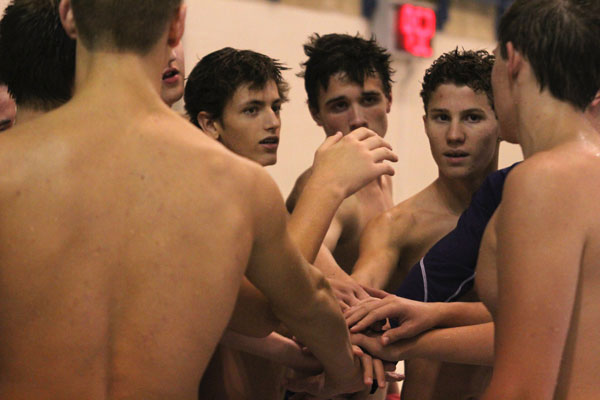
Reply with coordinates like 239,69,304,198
344,295,442,361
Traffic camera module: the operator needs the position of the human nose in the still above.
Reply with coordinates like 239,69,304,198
349,105,368,131
446,120,466,144
265,109,281,133
168,49,177,65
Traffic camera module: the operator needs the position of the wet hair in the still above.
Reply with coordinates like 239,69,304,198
498,0,600,111
0,0,75,110
420,48,495,114
184,47,289,128
70,0,181,54
299,33,394,111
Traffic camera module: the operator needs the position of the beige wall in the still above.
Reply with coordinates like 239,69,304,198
183,0,522,202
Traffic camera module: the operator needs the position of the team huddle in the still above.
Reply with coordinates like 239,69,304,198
0,0,598,399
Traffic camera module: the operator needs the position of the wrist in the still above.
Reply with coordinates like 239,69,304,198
304,172,348,204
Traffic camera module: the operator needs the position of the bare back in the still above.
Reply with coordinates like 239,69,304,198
0,104,259,399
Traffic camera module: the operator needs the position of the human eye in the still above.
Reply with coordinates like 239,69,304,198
243,106,259,116
361,94,381,106
431,113,450,122
465,113,484,123
329,101,349,113
272,103,282,115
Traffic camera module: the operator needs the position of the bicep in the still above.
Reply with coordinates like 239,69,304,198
244,171,323,315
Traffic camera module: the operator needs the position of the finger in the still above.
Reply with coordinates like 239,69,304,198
373,359,386,388
339,300,350,312
347,127,376,140
355,286,372,301
344,299,381,325
370,147,399,163
385,371,405,382
345,306,372,329
381,324,420,344
351,334,387,361
357,350,374,386
361,285,390,299
383,361,398,372
362,134,393,151
349,305,392,333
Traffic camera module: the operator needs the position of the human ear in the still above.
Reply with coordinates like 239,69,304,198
167,4,187,48
197,111,221,141
59,0,78,39
309,106,323,127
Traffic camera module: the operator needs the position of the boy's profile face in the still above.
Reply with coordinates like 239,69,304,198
311,73,391,138
215,80,283,167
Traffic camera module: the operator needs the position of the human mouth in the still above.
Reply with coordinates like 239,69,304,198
259,136,279,151
162,67,180,85
443,150,469,163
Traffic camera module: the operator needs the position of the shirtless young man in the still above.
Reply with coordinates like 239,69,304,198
185,47,398,400
475,0,600,398
0,0,370,398
288,33,395,274
349,48,498,400
352,49,498,292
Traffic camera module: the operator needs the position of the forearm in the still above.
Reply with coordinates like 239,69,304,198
410,322,494,365
221,331,291,361
227,279,280,337
432,302,492,328
352,260,391,289
314,246,353,282
274,269,355,377
288,178,345,263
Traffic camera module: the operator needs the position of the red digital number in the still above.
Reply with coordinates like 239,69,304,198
396,4,436,57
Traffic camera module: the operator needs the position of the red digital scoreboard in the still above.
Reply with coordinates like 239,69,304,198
395,3,436,58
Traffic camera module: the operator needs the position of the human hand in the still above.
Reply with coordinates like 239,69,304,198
345,296,440,344
311,128,397,199
284,348,366,398
329,278,373,311
282,336,323,374
286,345,402,398
351,331,418,362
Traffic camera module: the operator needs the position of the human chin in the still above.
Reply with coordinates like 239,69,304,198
257,152,277,167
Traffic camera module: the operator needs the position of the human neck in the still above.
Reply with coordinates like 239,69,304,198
517,91,593,158
15,107,48,125
71,41,169,112
433,162,496,216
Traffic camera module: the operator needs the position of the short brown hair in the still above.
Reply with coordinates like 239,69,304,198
70,0,182,54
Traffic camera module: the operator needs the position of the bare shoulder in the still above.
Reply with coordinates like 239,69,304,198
502,148,598,204
368,187,436,243
500,147,600,238
364,200,417,245
286,167,313,212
